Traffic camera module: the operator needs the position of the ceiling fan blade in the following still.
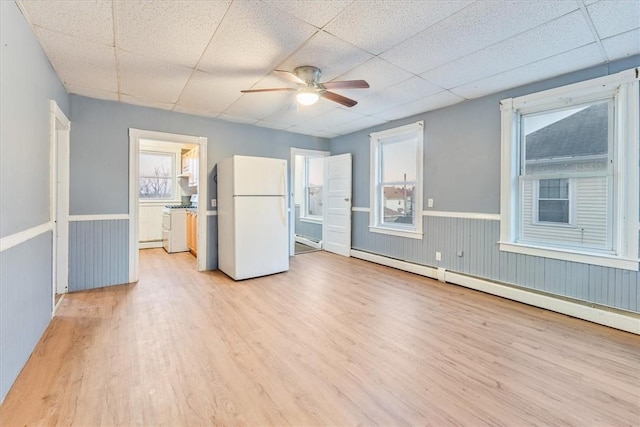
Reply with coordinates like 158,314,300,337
274,70,306,85
241,88,295,93
321,91,358,107
321,80,370,90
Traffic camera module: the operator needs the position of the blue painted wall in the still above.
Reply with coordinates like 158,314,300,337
0,1,69,401
332,56,640,313
69,95,330,273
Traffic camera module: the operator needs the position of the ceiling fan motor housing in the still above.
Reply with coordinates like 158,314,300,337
294,66,322,86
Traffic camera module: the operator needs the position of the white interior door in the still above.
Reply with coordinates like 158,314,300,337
322,153,352,256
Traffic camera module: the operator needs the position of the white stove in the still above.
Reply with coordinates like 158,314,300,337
161,206,188,253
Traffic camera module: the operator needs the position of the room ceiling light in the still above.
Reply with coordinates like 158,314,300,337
296,87,320,106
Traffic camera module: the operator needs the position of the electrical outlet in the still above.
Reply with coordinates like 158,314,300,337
435,251,442,261
428,198,434,208
211,199,217,208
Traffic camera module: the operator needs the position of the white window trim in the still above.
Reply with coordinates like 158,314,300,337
369,121,424,239
499,68,639,271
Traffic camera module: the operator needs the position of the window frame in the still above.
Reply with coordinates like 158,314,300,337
499,68,639,271
138,144,182,204
532,178,575,227
369,121,424,239
302,156,324,223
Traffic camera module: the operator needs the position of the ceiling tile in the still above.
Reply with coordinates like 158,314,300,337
262,102,336,126
66,84,119,102
223,92,294,121
177,70,250,115
262,0,351,28
198,0,317,76
254,120,293,131
120,94,175,112
332,57,414,95
278,31,373,82
34,27,117,92
21,0,113,45
173,105,219,119
310,108,368,129
329,116,389,135
587,0,640,40
116,1,230,68
346,77,443,115
323,0,472,55
601,29,640,59
372,90,465,121
216,113,259,125
118,51,192,104
450,44,603,99
421,11,595,89
380,0,580,74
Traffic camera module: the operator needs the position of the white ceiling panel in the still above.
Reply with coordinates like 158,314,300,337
332,57,414,95
346,77,443,115
116,1,230,68
278,31,373,82
421,11,596,89
329,116,389,135
21,0,635,138
587,0,640,39
120,94,175,112
118,51,192,103
34,27,117,92
197,0,317,76
21,0,113,45
380,0,580,74
601,29,640,59
450,44,603,99
323,0,473,55
373,91,465,121
66,84,118,102
262,0,351,28
223,92,294,120
177,70,250,115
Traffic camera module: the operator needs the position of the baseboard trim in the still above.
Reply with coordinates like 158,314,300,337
0,222,52,252
139,241,163,249
350,249,639,335
295,235,322,249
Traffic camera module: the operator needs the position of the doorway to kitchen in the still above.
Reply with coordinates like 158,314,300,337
290,148,329,256
128,129,208,283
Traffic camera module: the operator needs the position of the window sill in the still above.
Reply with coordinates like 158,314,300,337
499,241,639,271
300,217,322,225
369,225,423,240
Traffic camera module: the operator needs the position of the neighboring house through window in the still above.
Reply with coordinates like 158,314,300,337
500,68,639,270
370,121,424,239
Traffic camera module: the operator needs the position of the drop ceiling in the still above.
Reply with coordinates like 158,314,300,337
17,0,640,138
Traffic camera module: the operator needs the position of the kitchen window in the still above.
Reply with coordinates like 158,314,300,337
369,121,424,239
139,151,176,200
499,68,639,270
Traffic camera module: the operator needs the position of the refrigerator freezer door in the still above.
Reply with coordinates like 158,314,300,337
233,156,287,196
232,196,289,280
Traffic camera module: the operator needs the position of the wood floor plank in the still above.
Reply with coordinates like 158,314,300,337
1,249,639,426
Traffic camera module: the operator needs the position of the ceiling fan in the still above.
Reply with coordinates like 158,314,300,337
241,66,370,107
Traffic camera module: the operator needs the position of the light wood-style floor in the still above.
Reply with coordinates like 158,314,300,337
1,249,639,426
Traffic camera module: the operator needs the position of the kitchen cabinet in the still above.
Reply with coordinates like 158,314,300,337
187,211,197,256
182,147,199,188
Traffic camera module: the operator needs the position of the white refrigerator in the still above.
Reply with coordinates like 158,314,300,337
217,155,289,280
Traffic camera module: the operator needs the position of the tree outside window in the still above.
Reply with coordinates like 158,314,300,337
139,151,175,200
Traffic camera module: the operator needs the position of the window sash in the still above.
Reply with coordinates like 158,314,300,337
139,151,177,200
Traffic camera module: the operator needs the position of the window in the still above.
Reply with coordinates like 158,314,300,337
304,156,323,219
500,68,639,270
536,179,571,224
370,121,424,239
139,151,176,200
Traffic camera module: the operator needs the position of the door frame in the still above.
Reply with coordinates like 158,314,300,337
50,100,70,316
289,148,330,256
128,129,208,282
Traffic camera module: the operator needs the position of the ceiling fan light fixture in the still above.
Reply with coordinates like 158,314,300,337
296,87,320,106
